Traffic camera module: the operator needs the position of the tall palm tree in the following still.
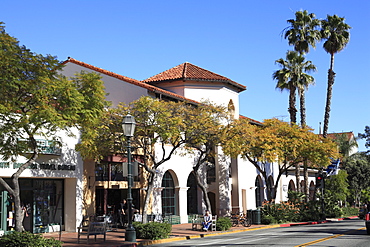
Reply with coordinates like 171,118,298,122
283,10,320,200
321,15,351,138
273,50,316,193
284,10,321,55
273,50,316,125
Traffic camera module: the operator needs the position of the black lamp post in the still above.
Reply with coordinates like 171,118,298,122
122,114,136,242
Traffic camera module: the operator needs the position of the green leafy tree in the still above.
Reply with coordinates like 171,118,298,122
223,118,339,201
321,15,351,138
324,170,349,217
342,153,370,206
182,102,230,214
0,22,107,231
359,126,370,152
80,97,192,223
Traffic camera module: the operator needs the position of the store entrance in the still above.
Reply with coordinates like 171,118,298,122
95,188,140,218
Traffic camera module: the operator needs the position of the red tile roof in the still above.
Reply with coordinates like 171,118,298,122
239,115,263,126
325,132,355,140
61,58,260,124
142,62,246,92
61,57,199,103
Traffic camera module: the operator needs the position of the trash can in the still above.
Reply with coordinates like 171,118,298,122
247,209,261,225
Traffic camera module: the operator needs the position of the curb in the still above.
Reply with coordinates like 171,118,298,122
133,216,360,246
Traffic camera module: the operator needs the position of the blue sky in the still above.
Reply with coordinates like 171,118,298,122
3,1,370,151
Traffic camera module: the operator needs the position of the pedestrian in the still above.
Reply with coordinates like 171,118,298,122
119,199,127,227
202,210,212,231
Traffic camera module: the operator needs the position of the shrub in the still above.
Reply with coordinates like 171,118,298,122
216,217,232,231
341,206,359,217
261,214,277,225
0,231,62,247
133,222,171,240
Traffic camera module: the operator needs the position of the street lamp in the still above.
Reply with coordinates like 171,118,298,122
122,114,136,242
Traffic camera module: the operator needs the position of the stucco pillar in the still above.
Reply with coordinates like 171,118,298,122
215,147,231,216
151,187,163,215
64,178,77,231
175,186,189,223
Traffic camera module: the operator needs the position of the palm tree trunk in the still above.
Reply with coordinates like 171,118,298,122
289,86,297,124
323,53,336,138
299,88,306,127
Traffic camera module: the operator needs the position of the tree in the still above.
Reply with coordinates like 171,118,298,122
324,169,349,216
0,23,107,231
80,96,192,223
331,133,358,161
223,118,339,201
273,51,316,195
283,10,321,200
273,50,316,126
182,102,230,214
359,126,370,152
321,15,351,138
283,10,321,55
342,153,370,206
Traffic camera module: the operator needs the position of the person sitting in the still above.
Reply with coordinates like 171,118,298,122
202,210,212,231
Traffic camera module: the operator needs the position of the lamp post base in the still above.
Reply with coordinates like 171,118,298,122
125,228,136,242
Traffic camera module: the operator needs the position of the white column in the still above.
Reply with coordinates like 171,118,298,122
176,186,189,223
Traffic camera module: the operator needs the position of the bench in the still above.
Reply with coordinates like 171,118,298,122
192,215,217,231
78,221,107,244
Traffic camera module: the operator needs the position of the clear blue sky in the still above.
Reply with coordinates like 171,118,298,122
3,0,370,151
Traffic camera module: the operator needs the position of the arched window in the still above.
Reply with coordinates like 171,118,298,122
187,172,198,214
255,176,263,207
161,171,176,215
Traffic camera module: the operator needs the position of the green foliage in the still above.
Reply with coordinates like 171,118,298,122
216,217,232,231
261,201,300,223
342,153,370,206
341,206,359,217
0,231,62,247
133,222,171,240
325,170,349,202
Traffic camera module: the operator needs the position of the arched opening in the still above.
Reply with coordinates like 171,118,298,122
161,171,176,215
207,192,216,215
267,176,274,200
309,181,315,201
288,179,296,191
255,176,263,207
187,172,198,214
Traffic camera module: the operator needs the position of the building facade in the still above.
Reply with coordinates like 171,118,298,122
0,57,327,233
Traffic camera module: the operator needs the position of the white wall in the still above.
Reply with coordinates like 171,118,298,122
62,63,149,106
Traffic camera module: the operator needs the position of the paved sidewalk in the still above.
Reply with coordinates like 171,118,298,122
43,223,269,247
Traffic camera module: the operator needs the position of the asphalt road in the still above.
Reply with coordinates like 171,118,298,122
150,218,370,246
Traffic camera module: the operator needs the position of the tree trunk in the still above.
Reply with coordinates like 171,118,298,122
303,161,309,202
289,86,297,124
299,88,306,127
194,170,212,214
141,172,154,224
295,163,301,192
323,53,336,138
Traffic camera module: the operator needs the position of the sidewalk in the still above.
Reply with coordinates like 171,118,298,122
43,223,270,247
43,216,358,247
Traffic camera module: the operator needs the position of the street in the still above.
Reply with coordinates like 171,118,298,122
150,218,370,246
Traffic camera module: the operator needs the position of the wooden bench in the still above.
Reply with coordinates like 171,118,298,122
78,221,107,244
